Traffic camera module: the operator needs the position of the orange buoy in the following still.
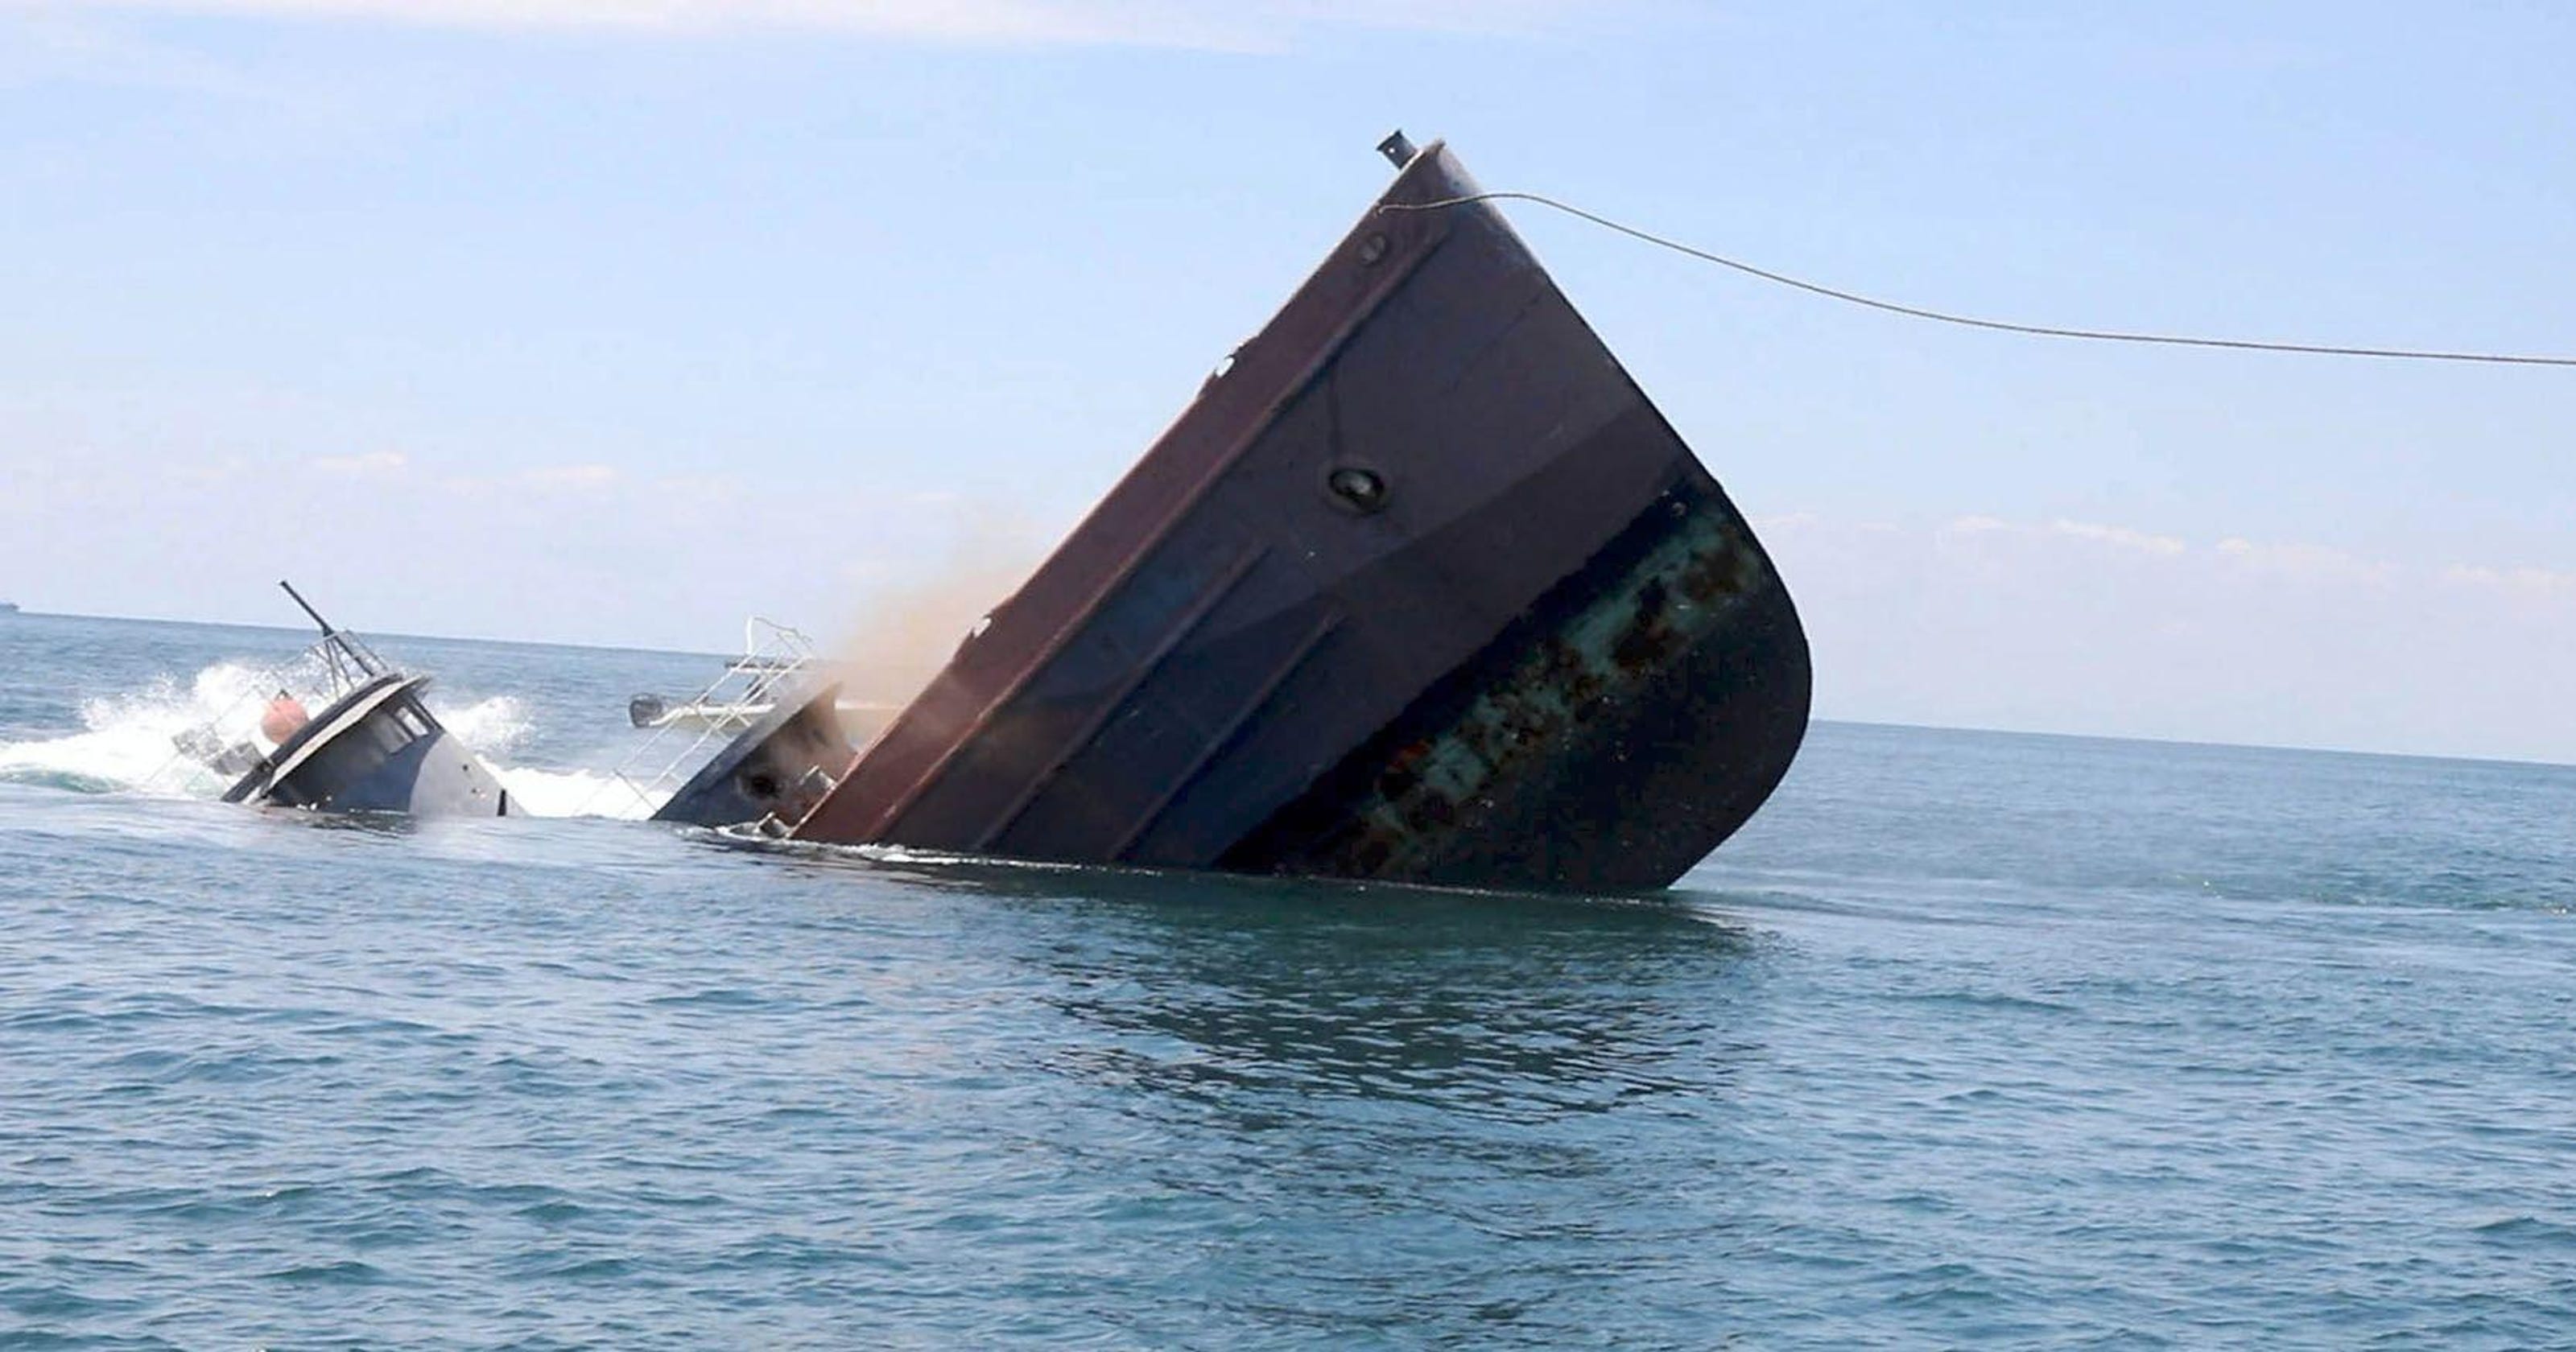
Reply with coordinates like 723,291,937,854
260,693,312,744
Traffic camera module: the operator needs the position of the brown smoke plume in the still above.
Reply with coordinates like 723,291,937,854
831,504,1054,716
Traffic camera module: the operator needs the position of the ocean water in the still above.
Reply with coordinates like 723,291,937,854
4,611,2574,1349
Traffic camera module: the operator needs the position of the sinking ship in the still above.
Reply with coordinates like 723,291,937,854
178,582,514,817
683,134,1810,890
586,618,869,826
650,678,853,829
624,618,899,738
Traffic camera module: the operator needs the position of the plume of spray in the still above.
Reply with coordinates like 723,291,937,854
0,661,280,796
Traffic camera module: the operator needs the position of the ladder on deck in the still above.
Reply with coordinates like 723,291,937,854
586,617,821,819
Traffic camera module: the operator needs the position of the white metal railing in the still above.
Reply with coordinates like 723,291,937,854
583,616,823,819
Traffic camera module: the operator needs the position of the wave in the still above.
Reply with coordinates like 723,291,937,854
0,662,274,798
0,662,663,821
500,765,665,821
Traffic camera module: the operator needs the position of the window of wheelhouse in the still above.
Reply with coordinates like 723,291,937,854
363,698,435,756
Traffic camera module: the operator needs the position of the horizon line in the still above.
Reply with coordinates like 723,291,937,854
8,604,2570,774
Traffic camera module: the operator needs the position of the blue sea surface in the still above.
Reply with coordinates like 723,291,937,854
3,612,2574,1347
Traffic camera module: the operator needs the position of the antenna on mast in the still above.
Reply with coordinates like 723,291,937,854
278,579,387,684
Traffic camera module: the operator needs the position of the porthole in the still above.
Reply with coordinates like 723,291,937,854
1324,465,1389,514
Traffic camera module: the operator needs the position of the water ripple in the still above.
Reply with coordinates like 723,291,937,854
6,624,2576,1346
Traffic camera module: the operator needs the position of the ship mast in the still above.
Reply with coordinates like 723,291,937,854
279,579,389,688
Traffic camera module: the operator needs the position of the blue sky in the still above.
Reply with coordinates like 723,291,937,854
3,2,2570,761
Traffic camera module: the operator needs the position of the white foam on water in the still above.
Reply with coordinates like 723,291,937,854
439,694,533,758
502,765,667,821
0,662,667,820
0,661,278,796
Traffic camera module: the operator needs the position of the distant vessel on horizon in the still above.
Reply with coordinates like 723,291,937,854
0,601,18,614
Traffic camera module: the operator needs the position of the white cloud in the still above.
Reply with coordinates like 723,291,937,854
171,455,248,485
2441,563,2576,604
648,472,746,503
1932,513,2187,555
10,0,1608,47
2215,536,2393,584
2046,517,2186,556
518,462,617,488
0,8,279,96
309,448,407,476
